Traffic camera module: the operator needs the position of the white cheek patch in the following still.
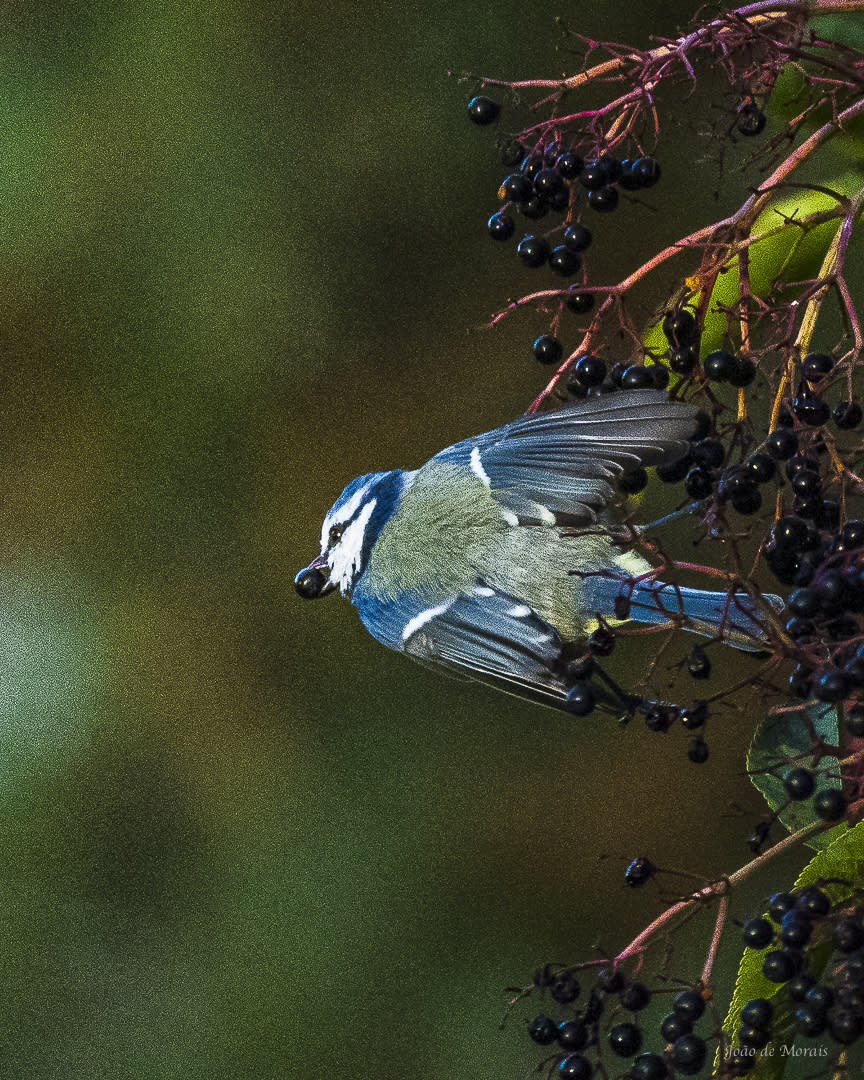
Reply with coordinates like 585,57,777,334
401,599,454,642
321,479,374,551
329,498,377,592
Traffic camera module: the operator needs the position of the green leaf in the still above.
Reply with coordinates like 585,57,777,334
746,701,843,851
722,821,864,1079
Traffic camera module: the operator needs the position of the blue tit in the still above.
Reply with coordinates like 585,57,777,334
296,389,783,712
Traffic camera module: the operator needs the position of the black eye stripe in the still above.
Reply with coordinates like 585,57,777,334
329,523,344,544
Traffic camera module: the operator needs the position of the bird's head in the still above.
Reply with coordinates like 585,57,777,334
295,469,408,599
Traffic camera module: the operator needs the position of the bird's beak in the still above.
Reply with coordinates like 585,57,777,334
294,553,337,599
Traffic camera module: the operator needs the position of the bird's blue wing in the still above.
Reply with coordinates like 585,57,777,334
431,389,696,523
352,579,572,710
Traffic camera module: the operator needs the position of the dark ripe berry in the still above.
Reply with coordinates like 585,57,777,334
785,616,815,642
499,139,526,167
816,498,840,529
842,951,864,984
584,990,605,1023
765,546,799,585
830,1009,864,1045
566,290,595,315
609,362,626,386
660,1012,692,1041
588,626,615,655
598,154,623,182
558,1018,589,1050
520,193,549,220
780,913,812,948
742,917,774,949
788,588,818,617
629,1053,667,1080
766,428,798,460
798,883,836,915
549,245,582,276
783,768,815,801
744,453,776,484
517,234,550,268
791,468,821,497
684,467,713,500
498,173,532,202
740,1024,771,1049
521,154,543,181
785,453,819,479
736,102,766,136
559,1054,593,1080
668,346,699,375
620,982,652,1011
680,700,708,729
551,971,581,1004
846,705,864,736
529,1013,559,1044
789,664,813,698
740,998,773,1028
728,356,757,387
566,682,596,715
625,856,656,887
792,495,820,519
294,566,327,599
813,670,849,704
618,160,641,190
579,161,608,189
656,453,694,484
587,185,618,212
534,335,564,365
467,95,500,125
648,363,670,389
692,439,724,469
795,1003,827,1036
671,1034,706,1075
842,518,864,548
609,1022,642,1057
597,967,625,993
621,365,654,390
748,822,771,852
788,973,815,1001
801,352,833,381
814,787,847,820
687,645,711,680
804,984,834,1012
773,516,809,549
834,917,864,953
645,705,674,732
689,410,711,441
662,309,699,345
703,350,736,382
573,354,607,387
563,223,592,252
633,157,661,187
674,991,706,1022
556,150,584,179
543,141,562,165
619,467,648,495
834,400,863,429
794,386,830,426
814,570,844,613
487,212,515,241
762,949,796,982
534,168,564,196
718,468,756,502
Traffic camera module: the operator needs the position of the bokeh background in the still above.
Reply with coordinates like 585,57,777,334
0,3,830,1078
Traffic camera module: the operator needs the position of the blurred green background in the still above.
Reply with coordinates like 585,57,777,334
0,3,822,1078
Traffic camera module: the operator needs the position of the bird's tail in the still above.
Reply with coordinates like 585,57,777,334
584,574,784,652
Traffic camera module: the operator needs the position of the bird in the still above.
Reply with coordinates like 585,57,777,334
295,388,783,713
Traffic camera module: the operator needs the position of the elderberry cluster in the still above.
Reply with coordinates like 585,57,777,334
734,884,864,1055
526,964,713,1079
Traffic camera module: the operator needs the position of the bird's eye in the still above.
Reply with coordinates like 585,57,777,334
328,524,344,545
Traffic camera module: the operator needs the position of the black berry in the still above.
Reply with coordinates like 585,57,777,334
467,96,500,125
